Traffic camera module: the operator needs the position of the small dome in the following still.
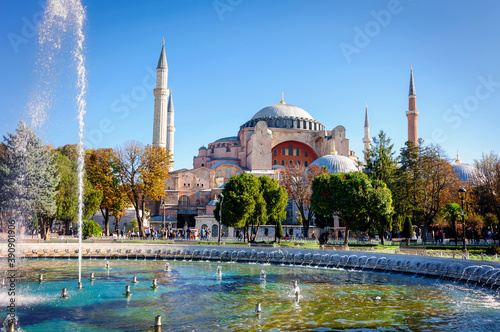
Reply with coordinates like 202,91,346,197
251,103,314,121
207,199,218,206
451,163,478,183
199,146,207,150
310,154,358,173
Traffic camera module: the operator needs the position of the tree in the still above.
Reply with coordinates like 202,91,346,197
53,146,102,236
395,141,459,242
364,130,397,184
259,175,288,225
115,141,172,237
442,202,462,246
86,148,127,236
366,179,394,245
401,216,414,246
0,122,59,239
82,219,102,239
279,165,327,237
276,219,284,244
311,172,373,247
472,152,499,220
214,173,266,241
53,151,78,235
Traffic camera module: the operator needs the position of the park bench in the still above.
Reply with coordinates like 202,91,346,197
397,246,427,255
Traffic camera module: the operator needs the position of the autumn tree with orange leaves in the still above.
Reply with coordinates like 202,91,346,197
279,165,327,238
86,148,128,236
115,141,171,237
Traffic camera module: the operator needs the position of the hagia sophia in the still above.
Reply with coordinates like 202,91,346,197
149,42,477,236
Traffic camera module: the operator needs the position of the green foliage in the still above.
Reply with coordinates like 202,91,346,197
259,175,288,223
364,130,397,184
276,220,284,239
0,122,59,229
84,181,103,220
82,219,102,238
311,172,374,246
214,173,266,228
484,213,499,228
366,179,394,243
53,151,78,221
127,219,138,232
442,203,462,223
402,216,414,240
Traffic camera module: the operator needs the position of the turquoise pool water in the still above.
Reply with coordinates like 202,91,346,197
1,258,500,331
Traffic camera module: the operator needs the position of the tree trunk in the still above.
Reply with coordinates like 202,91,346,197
64,219,71,235
254,225,261,241
115,216,121,235
101,208,110,236
40,216,48,241
344,224,350,248
299,207,309,238
134,204,143,238
379,228,385,245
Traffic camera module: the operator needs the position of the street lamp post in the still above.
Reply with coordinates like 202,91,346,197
218,193,224,245
161,199,165,239
458,186,467,252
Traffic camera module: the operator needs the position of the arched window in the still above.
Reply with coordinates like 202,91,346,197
281,147,286,156
217,170,222,177
281,160,285,166
195,199,200,205
178,195,190,205
273,149,277,156
297,160,301,166
304,161,308,167
289,160,293,166
273,159,277,165
288,144,293,156
235,171,240,176
296,148,300,156
305,151,308,157
226,167,231,178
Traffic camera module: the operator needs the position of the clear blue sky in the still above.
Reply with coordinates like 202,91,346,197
1,0,499,170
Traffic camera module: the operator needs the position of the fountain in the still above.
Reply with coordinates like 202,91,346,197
151,279,158,289
124,285,132,296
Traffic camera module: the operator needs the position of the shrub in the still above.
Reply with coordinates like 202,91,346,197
83,219,102,239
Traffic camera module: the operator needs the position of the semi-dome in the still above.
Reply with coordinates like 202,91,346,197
251,103,314,121
310,154,358,173
451,157,478,183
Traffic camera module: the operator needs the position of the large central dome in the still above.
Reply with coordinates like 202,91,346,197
239,96,324,131
251,103,314,121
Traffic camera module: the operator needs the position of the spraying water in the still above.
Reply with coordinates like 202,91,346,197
35,0,87,284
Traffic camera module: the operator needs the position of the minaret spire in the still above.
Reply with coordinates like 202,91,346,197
406,64,419,146
166,90,175,171
409,63,416,96
153,41,170,150
280,91,285,104
363,103,372,157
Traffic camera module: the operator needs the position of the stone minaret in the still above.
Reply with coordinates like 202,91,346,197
166,91,175,171
406,64,419,146
363,103,372,156
152,40,169,149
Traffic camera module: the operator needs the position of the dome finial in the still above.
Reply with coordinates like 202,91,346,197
331,141,337,155
162,38,164,45
455,151,461,164
280,91,285,104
